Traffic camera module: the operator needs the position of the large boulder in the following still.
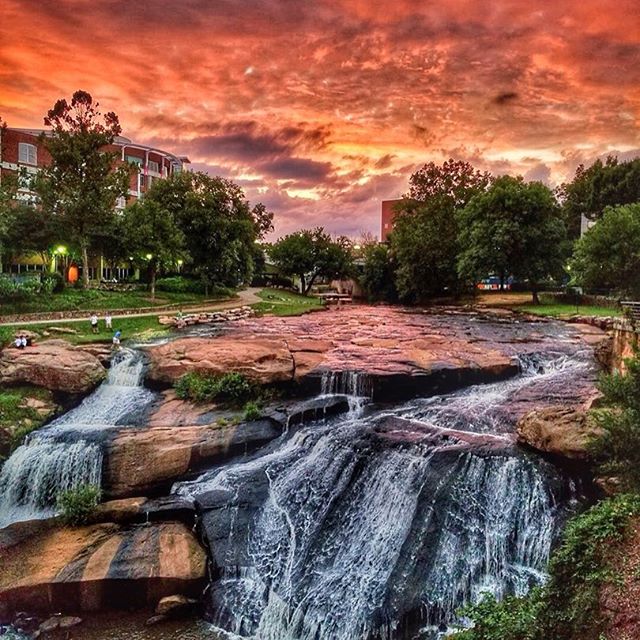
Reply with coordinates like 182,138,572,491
516,407,602,459
0,521,206,620
0,340,105,394
103,419,282,497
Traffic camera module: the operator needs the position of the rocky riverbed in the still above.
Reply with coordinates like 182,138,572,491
0,305,616,638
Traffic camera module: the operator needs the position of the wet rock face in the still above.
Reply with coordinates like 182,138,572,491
145,306,598,401
0,522,206,620
517,407,603,460
0,340,105,394
103,419,283,498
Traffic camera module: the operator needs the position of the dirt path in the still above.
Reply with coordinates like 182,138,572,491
0,288,263,327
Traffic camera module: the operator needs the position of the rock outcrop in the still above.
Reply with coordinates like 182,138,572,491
103,419,282,497
0,522,206,620
0,340,105,394
517,407,602,459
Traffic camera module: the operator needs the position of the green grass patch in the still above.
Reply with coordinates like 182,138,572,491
253,288,324,317
0,287,233,316
517,303,622,318
175,371,257,406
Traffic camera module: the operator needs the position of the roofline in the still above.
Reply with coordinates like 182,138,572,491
6,128,186,164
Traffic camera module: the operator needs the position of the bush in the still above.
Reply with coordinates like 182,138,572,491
56,484,101,526
589,350,640,491
0,276,41,301
175,371,256,406
244,401,262,421
43,272,66,293
156,275,205,294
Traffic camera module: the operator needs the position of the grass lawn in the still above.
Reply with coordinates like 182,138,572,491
0,287,234,316
516,303,622,318
252,288,325,317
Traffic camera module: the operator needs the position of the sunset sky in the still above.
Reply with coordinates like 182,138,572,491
1,0,639,238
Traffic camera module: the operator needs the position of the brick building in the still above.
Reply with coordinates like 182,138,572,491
0,127,189,278
380,198,402,242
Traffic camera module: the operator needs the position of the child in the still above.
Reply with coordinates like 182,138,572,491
112,329,122,347
90,313,99,334
105,312,112,330
14,335,23,349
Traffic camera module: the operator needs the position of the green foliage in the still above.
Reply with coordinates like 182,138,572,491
56,484,102,526
455,590,543,640
175,371,256,406
456,494,640,640
120,198,185,297
457,176,567,303
0,275,42,300
33,90,131,287
589,350,640,491
571,204,640,298
268,228,354,295
243,401,262,421
156,275,205,294
390,159,491,303
360,243,397,302
560,156,640,239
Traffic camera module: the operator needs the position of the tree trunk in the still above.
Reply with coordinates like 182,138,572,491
82,245,90,288
299,274,306,295
531,285,540,305
499,270,505,291
150,265,156,300
304,273,318,296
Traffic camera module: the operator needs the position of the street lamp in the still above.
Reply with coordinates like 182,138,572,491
145,253,153,260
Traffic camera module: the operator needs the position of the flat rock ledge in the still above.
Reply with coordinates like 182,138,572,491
0,521,206,621
0,339,106,395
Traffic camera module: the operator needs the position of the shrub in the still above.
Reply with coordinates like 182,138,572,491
244,401,262,421
43,272,65,293
56,484,101,526
156,276,205,294
0,276,41,301
175,371,256,406
589,350,640,491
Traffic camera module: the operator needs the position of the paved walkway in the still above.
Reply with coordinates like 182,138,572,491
0,288,263,327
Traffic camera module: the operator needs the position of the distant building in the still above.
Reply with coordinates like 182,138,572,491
380,199,402,242
0,127,189,207
0,127,189,279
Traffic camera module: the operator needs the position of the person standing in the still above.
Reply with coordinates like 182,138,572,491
90,313,99,334
105,312,113,330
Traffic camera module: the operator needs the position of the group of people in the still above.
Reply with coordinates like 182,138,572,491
13,334,32,349
89,312,121,346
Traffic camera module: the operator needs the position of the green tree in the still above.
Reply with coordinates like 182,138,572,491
33,90,131,287
268,228,353,295
589,350,640,491
570,203,640,298
560,156,640,239
360,242,397,302
457,176,566,303
120,199,185,298
391,160,491,303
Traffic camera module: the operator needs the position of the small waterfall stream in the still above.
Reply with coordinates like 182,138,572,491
0,347,155,527
174,351,585,640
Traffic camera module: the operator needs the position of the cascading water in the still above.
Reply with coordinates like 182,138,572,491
174,350,584,640
0,347,155,527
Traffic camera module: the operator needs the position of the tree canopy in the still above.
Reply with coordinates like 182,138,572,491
570,203,640,299
457,176,567,303
268,228,353,295
33,90,131,286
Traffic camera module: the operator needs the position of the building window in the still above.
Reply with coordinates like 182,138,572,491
148,160,159,173
126,155,143,166
18,143,37,165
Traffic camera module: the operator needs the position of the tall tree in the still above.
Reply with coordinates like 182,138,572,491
391,159,491,302
570,203,640,299
559,156,640,240
33,90,131,287
360,242,397,302
120,199,185,298
457,176,567,303
268,228,354,295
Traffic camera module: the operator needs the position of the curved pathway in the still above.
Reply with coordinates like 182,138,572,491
0,288,263,327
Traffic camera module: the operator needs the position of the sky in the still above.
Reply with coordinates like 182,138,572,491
1,0,639,238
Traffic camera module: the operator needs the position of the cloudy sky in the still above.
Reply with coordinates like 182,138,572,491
1,0,639,238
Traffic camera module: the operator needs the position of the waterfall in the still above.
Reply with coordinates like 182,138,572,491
320,370,372,416
0,347,155,528
175,350,583,640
